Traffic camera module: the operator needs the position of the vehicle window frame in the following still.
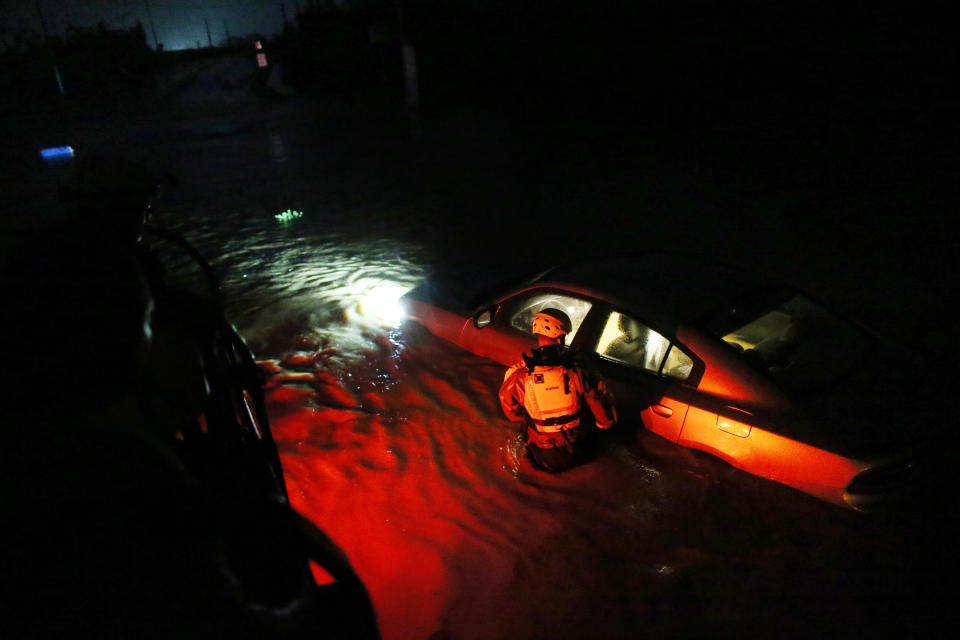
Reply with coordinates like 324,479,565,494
583,303,703,386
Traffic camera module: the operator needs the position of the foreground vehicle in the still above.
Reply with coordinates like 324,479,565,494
401,254,933,510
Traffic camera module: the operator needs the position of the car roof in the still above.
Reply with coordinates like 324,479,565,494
533,253,773,334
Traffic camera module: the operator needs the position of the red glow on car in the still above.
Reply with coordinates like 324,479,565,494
679,404,864,507
678,327,789,409
309,560,336,585
673,326,868,507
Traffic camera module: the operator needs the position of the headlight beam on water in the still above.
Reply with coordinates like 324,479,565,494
356,284,413,325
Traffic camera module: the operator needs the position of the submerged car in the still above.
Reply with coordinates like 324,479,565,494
401,253,934,510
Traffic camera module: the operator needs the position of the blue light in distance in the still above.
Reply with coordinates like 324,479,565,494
40,146,74,160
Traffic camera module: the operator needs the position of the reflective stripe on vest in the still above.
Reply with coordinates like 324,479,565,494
523,364,581,428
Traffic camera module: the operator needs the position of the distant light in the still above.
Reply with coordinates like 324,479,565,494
256,52,268,68
40,146,74,160
275,209,304,223
358,284,413,325
255,40,262,50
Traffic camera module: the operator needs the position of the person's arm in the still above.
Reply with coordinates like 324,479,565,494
578,366,617,429
498,364,527,422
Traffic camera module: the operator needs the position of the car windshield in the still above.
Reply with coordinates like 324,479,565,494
703,288,875,397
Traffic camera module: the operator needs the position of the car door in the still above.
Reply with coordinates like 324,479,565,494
579,307,698,442
459,288,595,366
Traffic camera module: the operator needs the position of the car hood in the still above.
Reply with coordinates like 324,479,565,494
803,343,942,458
403,278,475,316
403,269,551,317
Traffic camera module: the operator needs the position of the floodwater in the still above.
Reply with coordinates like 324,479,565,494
3,94,954,639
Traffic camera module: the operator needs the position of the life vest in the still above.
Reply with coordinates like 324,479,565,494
522,363,583,431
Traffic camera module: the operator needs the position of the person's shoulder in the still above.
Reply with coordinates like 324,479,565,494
503,361,525,381
505,361,524,374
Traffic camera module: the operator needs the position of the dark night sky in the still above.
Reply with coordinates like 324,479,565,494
1,0,292,50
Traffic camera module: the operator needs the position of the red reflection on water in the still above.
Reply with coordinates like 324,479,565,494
264,330,497,639
262,319,652,639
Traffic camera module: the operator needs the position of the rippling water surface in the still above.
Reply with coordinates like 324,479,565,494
8,99,949,639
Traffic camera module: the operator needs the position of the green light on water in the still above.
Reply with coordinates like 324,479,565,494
275,209,304,223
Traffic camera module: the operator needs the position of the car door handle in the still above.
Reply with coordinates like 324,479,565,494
652,404,673,417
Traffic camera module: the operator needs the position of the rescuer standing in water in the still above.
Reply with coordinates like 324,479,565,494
499,308,617,471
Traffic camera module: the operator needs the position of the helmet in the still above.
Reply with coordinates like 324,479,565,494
532,308,572,340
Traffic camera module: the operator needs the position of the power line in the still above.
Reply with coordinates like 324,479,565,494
143,0,159,49
106,0,274,6
150,1,277,8
33,0,64,95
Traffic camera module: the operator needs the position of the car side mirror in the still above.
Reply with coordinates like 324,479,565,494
473,308,494,329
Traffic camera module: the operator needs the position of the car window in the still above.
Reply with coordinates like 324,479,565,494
499,291,592,342
594,311,692,381
662,345,694,381
705,289,874,396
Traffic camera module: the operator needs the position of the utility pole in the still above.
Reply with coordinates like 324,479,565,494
33,0,64,95
143,0,160,50
204,17,213,48
395,0,421,138
223,20,231,45
279,1,288,30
